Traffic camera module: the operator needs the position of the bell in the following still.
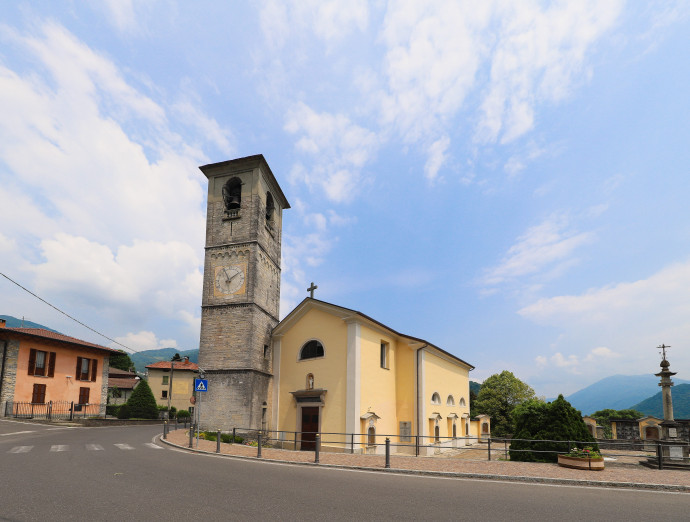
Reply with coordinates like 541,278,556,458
227,196,240,209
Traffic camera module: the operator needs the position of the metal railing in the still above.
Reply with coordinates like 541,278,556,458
4,401,101,420
183,426,689,469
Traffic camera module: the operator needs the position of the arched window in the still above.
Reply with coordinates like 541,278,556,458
459,397,466,407
431,392,441,405
222,177,242,210
446,395,455,406
299,340,324,360
265,191,275,222
368,426,376,446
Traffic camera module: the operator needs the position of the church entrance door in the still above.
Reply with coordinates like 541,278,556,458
300,406,319,451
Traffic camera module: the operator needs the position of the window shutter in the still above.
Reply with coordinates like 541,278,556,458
91,359,98,382
76,357,82,380
48,352,56,378
28,349,36,375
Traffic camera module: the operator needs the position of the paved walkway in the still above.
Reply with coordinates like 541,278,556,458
162,429,690,492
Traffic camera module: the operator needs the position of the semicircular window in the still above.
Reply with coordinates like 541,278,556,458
299,340,324,360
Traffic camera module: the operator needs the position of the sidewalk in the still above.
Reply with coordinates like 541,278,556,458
162,429,690,492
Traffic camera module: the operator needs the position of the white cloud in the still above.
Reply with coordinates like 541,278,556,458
285,102,378,203
424,135,450,181
113,330,177,352
481,213,594,288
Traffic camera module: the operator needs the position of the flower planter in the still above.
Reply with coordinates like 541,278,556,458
557,454,605,471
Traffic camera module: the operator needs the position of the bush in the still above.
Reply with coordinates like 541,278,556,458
509,395,597,462
106,404,121,417
200,431,243,443
177,409,190,419
117,404,131,419
126,379,159,419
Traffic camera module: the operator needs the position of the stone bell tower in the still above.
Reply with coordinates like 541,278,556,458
198,155,289,431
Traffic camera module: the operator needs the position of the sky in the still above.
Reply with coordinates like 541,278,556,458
1,1,689,398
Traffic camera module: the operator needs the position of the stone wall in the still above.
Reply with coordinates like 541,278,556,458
0,339,19,416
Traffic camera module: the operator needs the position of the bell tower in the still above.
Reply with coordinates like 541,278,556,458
198,155,289,431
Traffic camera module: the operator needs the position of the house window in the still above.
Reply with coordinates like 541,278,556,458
431,392,441,405
76,357,98,381
299,340,324,360
32,383,47,404
162,375,169,385
78,387,90,405
380,342,389,369
28,349,56,377
162,390,168,399
446,395,455,406
459,397,466,407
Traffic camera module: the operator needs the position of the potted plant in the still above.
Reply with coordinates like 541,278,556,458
557,446,605,471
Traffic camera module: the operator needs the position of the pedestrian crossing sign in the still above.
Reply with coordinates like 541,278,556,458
194,379,208,392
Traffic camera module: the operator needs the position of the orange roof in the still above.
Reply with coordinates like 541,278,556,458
146,360,199,371
108,368,138,377
1,327,120,354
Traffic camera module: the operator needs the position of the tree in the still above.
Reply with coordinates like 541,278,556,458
510,395,597,462
109,350,135,372
171,353,182,362
590,408,642,439
126,379,159,419
473,371,535,437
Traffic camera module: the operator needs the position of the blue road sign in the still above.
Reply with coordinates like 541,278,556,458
194,379,208,392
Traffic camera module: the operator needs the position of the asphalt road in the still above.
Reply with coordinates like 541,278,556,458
0,419,687,521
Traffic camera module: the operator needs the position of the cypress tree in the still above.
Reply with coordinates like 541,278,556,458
126,379,159,419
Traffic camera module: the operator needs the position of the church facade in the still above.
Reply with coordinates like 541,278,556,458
198,155,488,452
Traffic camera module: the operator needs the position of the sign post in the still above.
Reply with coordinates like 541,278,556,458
194,378,208,448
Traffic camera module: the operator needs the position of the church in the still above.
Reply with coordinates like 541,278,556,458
197,155,489,453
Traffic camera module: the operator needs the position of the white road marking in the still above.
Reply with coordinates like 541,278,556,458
114,443,135,450
9,446,33,453
50,445,69,452
144,443,163,449
0,431,35,436
86,444,104,451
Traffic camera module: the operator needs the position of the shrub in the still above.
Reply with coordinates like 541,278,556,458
106,404,121,417
117,404,131,419
221,433,244,444
126,379,159,419
177,409,191,419
509,395,597,463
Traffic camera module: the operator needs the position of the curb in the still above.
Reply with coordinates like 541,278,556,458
157,435,690,493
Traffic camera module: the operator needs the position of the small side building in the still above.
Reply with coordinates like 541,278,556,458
107,367,140,405
0,319,118,417
146,357,198,413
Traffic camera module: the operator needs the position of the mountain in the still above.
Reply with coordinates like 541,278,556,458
0,315,60,332
131,348,199,373
630,383,690,419
564,374,690,415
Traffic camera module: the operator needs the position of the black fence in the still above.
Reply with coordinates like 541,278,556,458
4,401,102,421
176,425,689,470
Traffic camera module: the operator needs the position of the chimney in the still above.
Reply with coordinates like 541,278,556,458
184,356,189,363
0,319,6,328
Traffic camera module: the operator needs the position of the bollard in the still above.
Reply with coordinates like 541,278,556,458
257,433,262,458
232,427,236,445
351,432,355,454
567,440,571,453
385,438,390,468
657,442,663,470
488,437,492,461
314,434,320,463
216,429,221,453
163,421,167,440
415,435,419,457
504,438,508,460
188,425,193,448
175,417,178,430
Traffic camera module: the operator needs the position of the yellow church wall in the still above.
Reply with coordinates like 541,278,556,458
359,326,399,448
275,307,348,444
423,349,471,441
394,343,416,442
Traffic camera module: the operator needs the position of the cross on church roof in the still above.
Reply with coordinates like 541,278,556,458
658,343,671,361
307,282,318,298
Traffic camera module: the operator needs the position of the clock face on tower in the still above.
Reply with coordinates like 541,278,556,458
214,265,246,295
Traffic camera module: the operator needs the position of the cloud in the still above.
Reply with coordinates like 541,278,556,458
481,213,594,288
285,102,378,202
113,330,178,352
